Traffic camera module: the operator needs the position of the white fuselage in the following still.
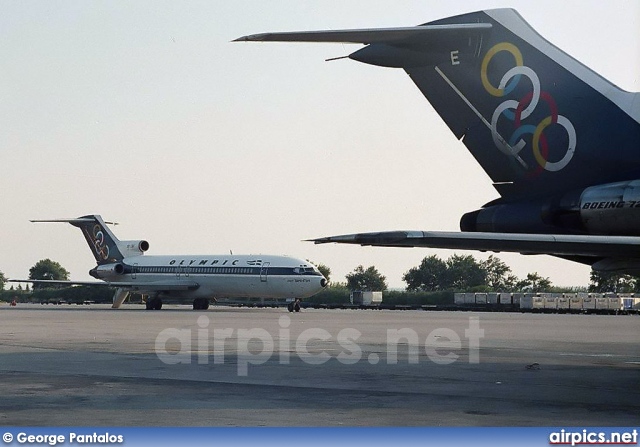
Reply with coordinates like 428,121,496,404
97,254,326,300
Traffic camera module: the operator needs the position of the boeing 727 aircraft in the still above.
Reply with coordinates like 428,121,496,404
236,9,640,275
14,215,327,310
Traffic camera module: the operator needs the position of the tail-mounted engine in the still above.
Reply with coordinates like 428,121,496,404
90,263,125,279
460,180,640,236
117,240,150,257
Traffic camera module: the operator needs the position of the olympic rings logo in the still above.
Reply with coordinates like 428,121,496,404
480,42,576,172
91,224,110,260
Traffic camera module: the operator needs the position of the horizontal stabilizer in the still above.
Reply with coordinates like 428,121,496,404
30,218,118,225
234,23,491,44
309,231,640,258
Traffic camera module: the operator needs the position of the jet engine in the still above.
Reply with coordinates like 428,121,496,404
118,240,150,257
90,263,125,279
460,180,640,236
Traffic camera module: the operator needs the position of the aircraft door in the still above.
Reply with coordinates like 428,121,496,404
260,262,270,282
132,263,138,279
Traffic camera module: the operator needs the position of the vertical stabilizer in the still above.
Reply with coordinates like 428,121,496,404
31,215,125,265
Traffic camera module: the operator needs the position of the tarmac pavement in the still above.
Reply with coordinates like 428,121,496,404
0,304,638,426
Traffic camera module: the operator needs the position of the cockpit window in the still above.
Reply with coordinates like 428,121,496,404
295,266,321,275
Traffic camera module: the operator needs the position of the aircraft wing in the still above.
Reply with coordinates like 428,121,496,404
9,279,200,292
234,23,491,44
309,231,640,258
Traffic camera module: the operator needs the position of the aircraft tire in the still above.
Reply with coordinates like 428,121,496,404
193,298,209,310
148,297,162,310
294,302,301,312
287,302,294,312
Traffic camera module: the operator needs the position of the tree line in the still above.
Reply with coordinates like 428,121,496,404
319,254,640,293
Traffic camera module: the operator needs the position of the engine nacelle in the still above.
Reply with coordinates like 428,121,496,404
460,198,563,234
90,263,124,279
578,180,640,235
117,240,150,257
460,179,640,236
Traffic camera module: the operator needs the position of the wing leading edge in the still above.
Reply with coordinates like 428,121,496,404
310,231,640,259
9,279,200,292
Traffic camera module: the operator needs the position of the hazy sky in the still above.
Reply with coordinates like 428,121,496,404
1,1,639,289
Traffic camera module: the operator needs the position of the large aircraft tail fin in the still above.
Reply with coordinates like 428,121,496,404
237,8,640,201
31,215,129,265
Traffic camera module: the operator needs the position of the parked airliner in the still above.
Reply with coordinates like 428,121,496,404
15,215,327,310
237,9,640,275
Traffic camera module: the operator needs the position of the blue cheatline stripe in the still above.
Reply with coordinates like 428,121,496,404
1,427,636,447
122,264,323,277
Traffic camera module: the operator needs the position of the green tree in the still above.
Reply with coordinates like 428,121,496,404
516,272,552,292
481,255,517,291
346,265,387,291
29,259,70,288
444,254,486,291
403,255,447,291
0,270,6,290
308,261,331,284
588,271,637,293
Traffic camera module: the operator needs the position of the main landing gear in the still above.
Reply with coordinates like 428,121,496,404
145,296,163,310
193,298,210,310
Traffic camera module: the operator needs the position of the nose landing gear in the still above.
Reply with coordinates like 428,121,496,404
287,298,301,312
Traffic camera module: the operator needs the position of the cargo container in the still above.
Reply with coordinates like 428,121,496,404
607,296,621,312
521,294,545,311
544,294,560,311
464,293,476,305
498,293,512,305
620,297,640,313
595,296,609,311
350,291,383,306
512,293,523,306
533,295,545,310
582,296,596,311
454,293,465,305
520,295,533,310
557,296,570,311
569,298,583,311
487,293,499,304
475,293,487,304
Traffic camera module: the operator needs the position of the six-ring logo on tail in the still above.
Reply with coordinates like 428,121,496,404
91,224,109,260
481,42,577,173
